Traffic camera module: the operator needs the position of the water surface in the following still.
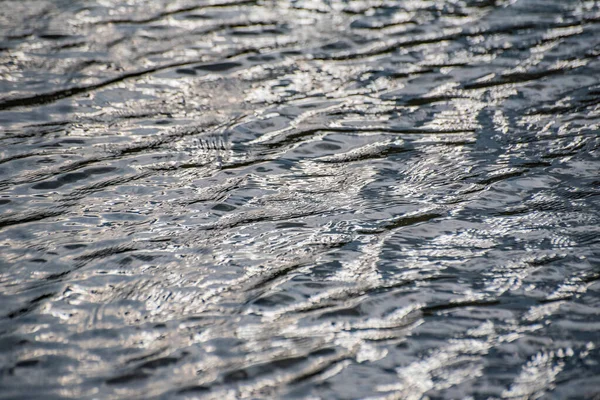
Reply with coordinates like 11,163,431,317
1,0,599,398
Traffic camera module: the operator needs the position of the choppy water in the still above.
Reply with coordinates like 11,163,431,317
1,0,600,398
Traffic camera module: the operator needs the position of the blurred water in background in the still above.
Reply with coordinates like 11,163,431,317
0,0,599,398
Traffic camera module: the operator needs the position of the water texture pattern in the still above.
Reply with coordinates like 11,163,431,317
1,0,599,398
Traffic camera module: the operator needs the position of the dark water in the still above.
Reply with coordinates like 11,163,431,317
1,0,599,398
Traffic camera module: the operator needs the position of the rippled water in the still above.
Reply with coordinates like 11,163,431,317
1,0,599,398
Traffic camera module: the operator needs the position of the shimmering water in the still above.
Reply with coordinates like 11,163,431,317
1,1,599,399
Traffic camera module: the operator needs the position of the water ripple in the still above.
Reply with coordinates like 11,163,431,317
1,0,600,399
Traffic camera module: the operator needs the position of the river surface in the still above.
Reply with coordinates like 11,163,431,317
1,1,599,399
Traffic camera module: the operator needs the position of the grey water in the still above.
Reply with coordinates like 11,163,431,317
0,0,599,399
